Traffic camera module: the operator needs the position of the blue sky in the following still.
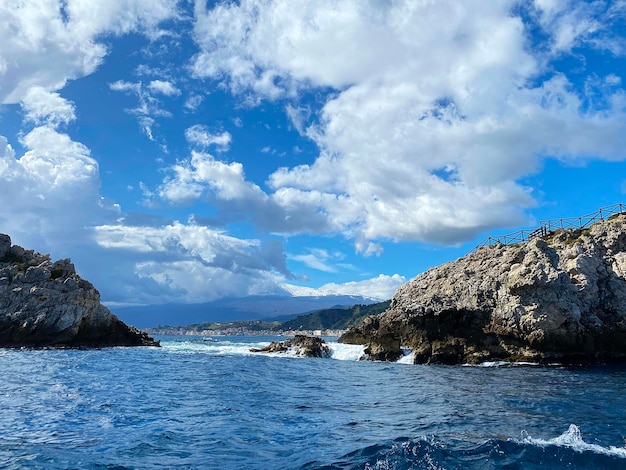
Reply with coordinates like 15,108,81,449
1,0,626,307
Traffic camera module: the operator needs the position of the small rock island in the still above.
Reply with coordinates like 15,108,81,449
341,213,626,365
250,334,330,358
0,234,159,348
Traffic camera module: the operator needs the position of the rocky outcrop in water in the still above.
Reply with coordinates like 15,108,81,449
340,214,626,364
250,334,330,358
0,234,159,348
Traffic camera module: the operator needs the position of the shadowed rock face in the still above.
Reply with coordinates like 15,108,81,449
0,234,159,348
340,214,626,365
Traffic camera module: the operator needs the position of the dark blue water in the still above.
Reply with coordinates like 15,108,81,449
1,336,625,469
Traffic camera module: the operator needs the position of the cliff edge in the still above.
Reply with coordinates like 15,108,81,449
0,234,159,348
340,214,626,364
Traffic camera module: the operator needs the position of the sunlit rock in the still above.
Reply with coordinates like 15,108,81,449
341,214,626,365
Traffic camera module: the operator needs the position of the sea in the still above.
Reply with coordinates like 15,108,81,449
1,335,625,470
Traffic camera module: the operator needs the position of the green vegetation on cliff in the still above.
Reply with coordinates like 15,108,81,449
152,300,391,334
278,301,390,331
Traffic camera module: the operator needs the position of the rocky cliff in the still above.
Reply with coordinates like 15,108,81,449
0,234,159,348
340,214,626,364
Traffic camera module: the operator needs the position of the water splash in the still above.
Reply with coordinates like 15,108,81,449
328,343,365,361
519,424,626,458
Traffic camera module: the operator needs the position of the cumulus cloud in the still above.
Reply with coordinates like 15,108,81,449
0,0,332,308
156,150,362,236
158,150,265,204
0,0,179,104
21,87,76,126
93,222,293,304
2,0,625,308
0,128,119,256
0,0,178,292
187,0,626,249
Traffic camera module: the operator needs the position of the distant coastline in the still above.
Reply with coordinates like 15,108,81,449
144,326,346,338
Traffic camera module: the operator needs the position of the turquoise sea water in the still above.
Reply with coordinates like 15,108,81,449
1,335,625,469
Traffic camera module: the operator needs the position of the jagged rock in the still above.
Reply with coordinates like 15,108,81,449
250,334,330,358
0,234,159,348
340,214,626,365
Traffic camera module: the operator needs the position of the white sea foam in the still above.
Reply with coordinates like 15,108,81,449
328,343,365,361
162,339,270,356
163,338,417,363
519,424,626,458
396,349,415,364
162,338,369,361
462,360,541,368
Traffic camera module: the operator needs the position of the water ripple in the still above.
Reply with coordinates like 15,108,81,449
0,337,625,469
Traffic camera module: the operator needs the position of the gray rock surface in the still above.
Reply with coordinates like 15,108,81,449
0,234,159,348
250,334,330,358
340,214,626,364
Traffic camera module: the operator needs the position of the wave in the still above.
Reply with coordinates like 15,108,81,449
302,425,626,469
161,337,367,361
162,338,269,356
519,424,626,459
162,338,561,368
327,343,366,361
462,360,541,368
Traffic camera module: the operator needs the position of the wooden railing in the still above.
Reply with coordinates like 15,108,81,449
470,203,626,254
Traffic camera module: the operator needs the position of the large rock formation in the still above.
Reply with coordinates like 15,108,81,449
340,214,626,364
0,234,159,348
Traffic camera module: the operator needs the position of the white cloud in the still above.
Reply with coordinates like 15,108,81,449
93,223,292,303
289,248,346,273
18,126,97,187
533,0,626,55
315,274,406,300
134,260,285,303
21,87,76,126
2,0,625,309
186,0,626,249
109,79,174,139
109,80,139,94
185,125,232,152
158,150,265,204
0,129,119,256
192,0,405,94
184,94,204,111
605,74,622,86
0,0,179,104
148,79,180,96
285,104,312,135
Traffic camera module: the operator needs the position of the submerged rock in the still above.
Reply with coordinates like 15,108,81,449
250,334,330,358
340,214,626,365
0,234,159,348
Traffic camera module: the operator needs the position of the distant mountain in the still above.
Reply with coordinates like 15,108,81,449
111,294,380,328
146,300,393,335
279,301,391,331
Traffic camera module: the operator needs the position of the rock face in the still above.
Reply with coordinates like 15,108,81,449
340,214,626,364
250,334,330,358
0,234,159,348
